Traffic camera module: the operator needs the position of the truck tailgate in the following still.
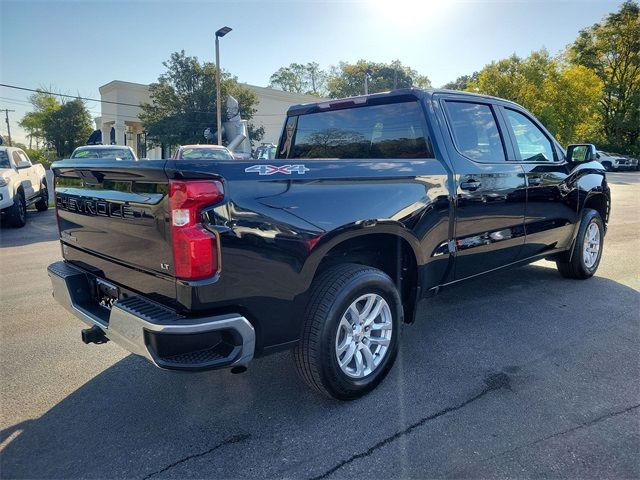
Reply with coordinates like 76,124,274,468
53,160,176,301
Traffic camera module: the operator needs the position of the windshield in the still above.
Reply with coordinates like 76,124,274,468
72,148,135,160
180,148,233,160
0,150,10,169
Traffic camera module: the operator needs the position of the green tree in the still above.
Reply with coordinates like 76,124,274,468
326,60,431,98
140,51,262,148
19,91,60,148
569,0,640,152
469,49,603,146
442,72,479,90
19,91,92,158
269,62,327,96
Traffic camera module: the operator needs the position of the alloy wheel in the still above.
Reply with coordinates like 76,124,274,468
583,222,600,268
335,293,393,379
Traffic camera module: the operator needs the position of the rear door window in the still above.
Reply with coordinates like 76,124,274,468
0,150,10,168
287,101,432,159
444,101,506,162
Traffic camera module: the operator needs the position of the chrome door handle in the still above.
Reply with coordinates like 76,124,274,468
528,176,542,186
460,180,481,191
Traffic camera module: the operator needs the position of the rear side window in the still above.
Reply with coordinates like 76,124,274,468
0,150,10,168
504,109,555,162
445,101,506,162
287,101,432,159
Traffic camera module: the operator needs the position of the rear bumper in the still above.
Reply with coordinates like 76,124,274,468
48,260,255,371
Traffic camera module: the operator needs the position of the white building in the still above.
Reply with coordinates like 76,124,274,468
95,80,323,159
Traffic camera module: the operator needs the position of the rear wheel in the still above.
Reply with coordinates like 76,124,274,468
293,264,401,400
35,180,49,212
7,191,27,228
556,208,604,279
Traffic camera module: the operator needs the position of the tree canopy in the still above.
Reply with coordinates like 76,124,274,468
268,59,431,98
269,62,327,96
140,51,263,148
19,91,93,158
441,1,640,153
569,0,640,151
467,49,603,146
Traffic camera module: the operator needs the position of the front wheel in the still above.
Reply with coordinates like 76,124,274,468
293,264,402,400
556,208,604,279
35,180,49,212
7,191,27,228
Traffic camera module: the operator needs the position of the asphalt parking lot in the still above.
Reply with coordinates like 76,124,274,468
1,172,639,479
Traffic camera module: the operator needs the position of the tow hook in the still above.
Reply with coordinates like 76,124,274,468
81,325,109,345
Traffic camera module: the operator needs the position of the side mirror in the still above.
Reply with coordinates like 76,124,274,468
566,144,597,163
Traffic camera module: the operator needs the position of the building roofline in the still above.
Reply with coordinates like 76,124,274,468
99,80,154,94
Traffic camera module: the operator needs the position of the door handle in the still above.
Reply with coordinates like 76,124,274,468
460,180,481,191
528,176,542,186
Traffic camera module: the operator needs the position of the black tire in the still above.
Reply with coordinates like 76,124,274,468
35,180,49,212
556,208,604,279
602,162,612,172
7,191,27,228
293,263,402,400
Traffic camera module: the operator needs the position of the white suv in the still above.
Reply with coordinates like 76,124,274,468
0,146,49,228
597,150,639,171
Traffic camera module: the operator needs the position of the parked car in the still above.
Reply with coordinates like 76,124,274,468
70,145,138,161
0,146,48,227
596,150,638,171
172,145,234,160
49,89,610,399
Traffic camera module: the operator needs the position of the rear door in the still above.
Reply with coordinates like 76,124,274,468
439,97,527,279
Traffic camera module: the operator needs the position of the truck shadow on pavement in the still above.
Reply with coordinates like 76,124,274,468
2,263,639,479
0,210,59,248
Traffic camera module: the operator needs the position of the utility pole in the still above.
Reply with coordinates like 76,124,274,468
1,109,15,146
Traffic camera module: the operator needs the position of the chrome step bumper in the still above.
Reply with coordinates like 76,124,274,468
48,261,255,371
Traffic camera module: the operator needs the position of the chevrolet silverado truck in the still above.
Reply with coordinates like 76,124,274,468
1,146,49,227
48,89,610,400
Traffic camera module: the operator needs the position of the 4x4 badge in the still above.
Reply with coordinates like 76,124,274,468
245,164,309,175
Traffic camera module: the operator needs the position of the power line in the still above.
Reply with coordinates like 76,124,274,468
0,83,292,117
0,83,140,107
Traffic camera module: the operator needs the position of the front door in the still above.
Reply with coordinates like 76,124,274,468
498,107,579,258
440,99,527,280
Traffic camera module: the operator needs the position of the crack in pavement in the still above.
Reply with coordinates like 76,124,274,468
310,372,512,480
449,403,640,476
142,433,250,479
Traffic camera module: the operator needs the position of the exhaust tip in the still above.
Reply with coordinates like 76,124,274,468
230,366,247,374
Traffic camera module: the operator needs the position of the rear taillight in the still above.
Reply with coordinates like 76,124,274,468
169,180,224,280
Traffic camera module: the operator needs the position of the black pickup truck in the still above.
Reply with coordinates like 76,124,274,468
48,89,610,400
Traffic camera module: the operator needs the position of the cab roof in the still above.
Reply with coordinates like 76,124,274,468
286,88,523,116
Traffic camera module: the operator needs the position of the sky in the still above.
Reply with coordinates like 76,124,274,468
0,0,624,144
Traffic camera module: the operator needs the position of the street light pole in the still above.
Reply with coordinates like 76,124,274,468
215,26,232,146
